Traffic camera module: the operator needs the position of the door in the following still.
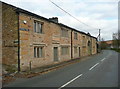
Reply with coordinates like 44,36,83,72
79,47,81,57
88,41,91,55
54,47,58,61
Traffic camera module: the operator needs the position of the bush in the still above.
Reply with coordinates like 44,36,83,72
110,48,120,53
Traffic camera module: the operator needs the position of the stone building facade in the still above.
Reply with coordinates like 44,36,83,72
1,2,97,72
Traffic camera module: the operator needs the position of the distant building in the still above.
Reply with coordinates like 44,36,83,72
101,40,113,49
101,40,120,49
105,40,113,48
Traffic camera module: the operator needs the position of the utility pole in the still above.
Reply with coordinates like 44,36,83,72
99,29,101,41
99,29,101,52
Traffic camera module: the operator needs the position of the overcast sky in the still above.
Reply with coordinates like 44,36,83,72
2,0,119,41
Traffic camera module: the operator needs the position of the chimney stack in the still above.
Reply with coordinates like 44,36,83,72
49,17,58,23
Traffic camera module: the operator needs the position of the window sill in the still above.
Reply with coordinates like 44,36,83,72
74,39,78,40
61,36,69,38
61,54,69,56
34,32,45,34
34,57,44,59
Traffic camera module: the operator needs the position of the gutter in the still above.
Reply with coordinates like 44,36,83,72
17,12,20,72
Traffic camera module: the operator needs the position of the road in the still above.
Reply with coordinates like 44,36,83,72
4,50,118,87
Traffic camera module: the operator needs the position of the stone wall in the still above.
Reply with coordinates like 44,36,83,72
19,13,73,71
2,3,18,72
2,2,97,72
19,12,97,71
92,38,97,54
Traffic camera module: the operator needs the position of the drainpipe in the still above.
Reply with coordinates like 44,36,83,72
17,12,20,72
71,30,73,59
96,38,98,53
91,38,92,55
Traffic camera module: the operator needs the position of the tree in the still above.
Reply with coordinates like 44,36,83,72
112,32,120,48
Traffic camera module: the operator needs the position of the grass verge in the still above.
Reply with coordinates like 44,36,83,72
110,48,120,53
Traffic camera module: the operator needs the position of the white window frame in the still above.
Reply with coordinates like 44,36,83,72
34,20,43,34
34,46,44,58
74,32,78,40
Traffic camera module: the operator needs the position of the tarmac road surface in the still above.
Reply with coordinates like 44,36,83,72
4,50,118,88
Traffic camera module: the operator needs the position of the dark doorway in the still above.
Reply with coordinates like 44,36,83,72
53,47,59,61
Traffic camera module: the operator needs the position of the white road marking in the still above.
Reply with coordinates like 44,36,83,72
58,74,83,89
89,63,99,71
101,58,106,62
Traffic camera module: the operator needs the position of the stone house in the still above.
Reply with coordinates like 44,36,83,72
1,2,97,72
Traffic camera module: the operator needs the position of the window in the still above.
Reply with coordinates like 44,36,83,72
82,36,86,45
61,29,69,37
34,21,36,32
74,47,77,54
88,41,91,46
34,47,43,58
34,21,43,33
74,32,78,40
61,46,69,55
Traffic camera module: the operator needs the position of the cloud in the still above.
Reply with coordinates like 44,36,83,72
1,0,118,40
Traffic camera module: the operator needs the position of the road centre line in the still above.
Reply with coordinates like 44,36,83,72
59,57,106,88
58,74,83,89
101,58,106,62
89,63,99,71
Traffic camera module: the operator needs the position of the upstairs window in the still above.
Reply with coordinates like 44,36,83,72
88,41,91,46
82,36,86,45
74,32,78,40
61,29,69,37
34,21,43,33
